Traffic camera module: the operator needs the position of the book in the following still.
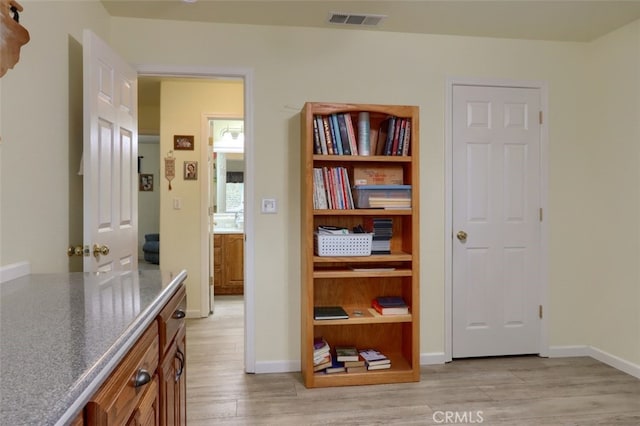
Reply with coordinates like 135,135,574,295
313,336,330,355
375,296,408,307
343,113,358,155
343,356,365,368
359,349,391,366
367,363,391,370
315,115,328,155
321,116,335,155
346,365,367,373
312,116,322,154
313,357,332,372
335,346,359,362
314,306,349,320
330,114,343,155
324,357,346,374
336,113,352,155
372,299,409,315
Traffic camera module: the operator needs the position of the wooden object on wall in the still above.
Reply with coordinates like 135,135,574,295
0,0,30,77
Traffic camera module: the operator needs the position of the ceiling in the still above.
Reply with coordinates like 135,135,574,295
101,0,640,42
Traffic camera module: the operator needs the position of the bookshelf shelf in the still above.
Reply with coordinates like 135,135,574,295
301,102,420,388
313,155,412,163
313,268,412,279
313,209,412,216
313,253,413,263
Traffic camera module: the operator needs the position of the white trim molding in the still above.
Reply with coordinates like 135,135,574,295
549,345,640,380
0,261,30,284
135,64,256,374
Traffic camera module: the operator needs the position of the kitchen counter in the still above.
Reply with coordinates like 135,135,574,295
213,228,244,234
0,268,187,426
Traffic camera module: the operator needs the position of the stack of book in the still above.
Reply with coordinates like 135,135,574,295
313,337,332,372
372,296,409,315
336,346,367,373
374,116,411,156
313,166,354,210
365,218,393,254
312,113,359,156
359,348,391,370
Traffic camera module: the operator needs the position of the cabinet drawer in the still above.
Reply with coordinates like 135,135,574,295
86,322,159,425
158,284,186,356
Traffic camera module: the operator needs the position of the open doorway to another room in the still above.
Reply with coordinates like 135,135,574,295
138,134,161,270
208,118,245,312
137,74,250,372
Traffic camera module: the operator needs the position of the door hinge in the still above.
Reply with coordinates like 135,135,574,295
539,208,543,222
539,111,543,125
539,305,543,319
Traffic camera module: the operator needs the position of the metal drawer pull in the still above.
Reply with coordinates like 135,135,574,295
172,309,186,319
175,347,185,382
133,369,151,388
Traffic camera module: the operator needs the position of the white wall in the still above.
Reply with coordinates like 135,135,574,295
583,21,640,365
0,1,110,271
109,17,598,365
159,80,243,316
1,1,638,370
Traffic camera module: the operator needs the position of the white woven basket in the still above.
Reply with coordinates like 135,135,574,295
314,233,373,256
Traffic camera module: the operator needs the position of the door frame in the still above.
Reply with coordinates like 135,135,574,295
136,64,255,373
444,77,550,361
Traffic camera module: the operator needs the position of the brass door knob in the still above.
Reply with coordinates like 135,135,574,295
93,244,110,258
456,231,468,242
67,245,84,257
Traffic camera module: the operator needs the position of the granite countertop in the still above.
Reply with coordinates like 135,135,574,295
0,268,187,426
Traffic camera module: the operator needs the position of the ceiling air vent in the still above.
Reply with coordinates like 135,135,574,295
328,12,386,27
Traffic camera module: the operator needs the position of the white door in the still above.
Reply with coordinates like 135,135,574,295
452,85,541,358
83,30,138,272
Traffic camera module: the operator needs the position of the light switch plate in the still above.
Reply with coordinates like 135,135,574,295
261,198,277,214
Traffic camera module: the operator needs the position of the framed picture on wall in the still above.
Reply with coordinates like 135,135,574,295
139,174,154,191
184,161,198,180
174,135,195,150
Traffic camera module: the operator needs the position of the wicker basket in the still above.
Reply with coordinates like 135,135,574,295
314,233,373,256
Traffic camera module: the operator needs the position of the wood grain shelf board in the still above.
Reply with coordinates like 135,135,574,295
313,269,412,278
310,353,417,387
313,308,412,325
313,209,412,216
314,253,412,263
313,155,412,163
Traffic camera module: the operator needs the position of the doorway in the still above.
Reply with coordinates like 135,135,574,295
445,78,550,361
137,66,255,373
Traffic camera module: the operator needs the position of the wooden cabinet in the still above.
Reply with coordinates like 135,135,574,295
157,284,187,426
300,102,420,388
85,322,160,425
82,282,186,426
213,233,244,295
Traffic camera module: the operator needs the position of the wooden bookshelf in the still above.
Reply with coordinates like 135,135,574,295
300,102,420,388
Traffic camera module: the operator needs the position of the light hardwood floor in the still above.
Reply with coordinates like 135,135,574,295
186,296,640,425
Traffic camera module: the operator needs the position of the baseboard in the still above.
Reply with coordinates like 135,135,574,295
0,261,30,284
246,347,640,378
254,360,300,374
548,345,640,380
588,346,640,379
185,309,204,319
421,352,447,365
547,345,590,357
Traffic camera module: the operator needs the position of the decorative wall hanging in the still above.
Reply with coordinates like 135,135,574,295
165,151,175,190
0,0,30,78
184,161,198,180
139,174,153,192
173,135,194,151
